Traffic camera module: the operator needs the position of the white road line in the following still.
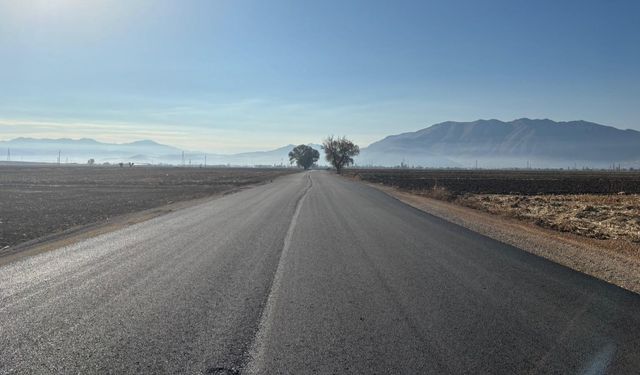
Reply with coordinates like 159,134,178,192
244,172,313,374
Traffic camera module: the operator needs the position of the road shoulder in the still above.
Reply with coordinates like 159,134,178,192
365,182,640,294
0,184,263,267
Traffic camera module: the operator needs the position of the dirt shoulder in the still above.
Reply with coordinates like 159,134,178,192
458,194,640,244
366,182,640,294
0,166,295,250
0,166,296,265
0,190,239,267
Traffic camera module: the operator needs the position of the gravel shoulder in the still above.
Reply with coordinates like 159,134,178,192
366,182,640,294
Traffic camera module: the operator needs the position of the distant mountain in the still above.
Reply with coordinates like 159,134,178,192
0,138,183,164
0,138,323,166
360,119,640,168
206,144,324,166
124,139,181,151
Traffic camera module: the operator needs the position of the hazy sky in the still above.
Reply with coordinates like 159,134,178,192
1,0,639,152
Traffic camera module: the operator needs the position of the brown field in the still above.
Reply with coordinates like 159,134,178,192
0,165,296,249
456,194,639,244
347,169,640,250
346,169,640,194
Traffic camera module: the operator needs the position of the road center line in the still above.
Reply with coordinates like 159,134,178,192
243,172,313,374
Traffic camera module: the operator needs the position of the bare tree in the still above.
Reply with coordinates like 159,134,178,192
322,136,360,173
289,145,320,170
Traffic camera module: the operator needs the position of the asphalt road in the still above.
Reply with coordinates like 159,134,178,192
1,171,639,374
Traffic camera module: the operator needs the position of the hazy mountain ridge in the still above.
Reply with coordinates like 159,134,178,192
3,119,640,168
0,138,323,166
0,138,183,164
361,119,640,168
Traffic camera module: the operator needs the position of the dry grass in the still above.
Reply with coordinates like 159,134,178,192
456,194,640,243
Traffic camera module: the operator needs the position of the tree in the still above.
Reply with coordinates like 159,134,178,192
87,158,95,165
322,136,360,173
288,144,320,170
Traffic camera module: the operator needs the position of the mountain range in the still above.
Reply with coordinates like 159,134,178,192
0,137,323,166
2,119,639,168
360,118,640,168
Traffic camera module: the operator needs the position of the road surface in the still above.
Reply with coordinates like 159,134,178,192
1,171,639,374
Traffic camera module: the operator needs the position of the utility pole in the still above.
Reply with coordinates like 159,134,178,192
57,150,61,165
204,154,207,167
6,148,10,161
181,151,185,166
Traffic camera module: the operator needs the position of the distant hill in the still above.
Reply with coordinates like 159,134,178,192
360,119,640,168
10,119,638,169
0,138,183,164
206,144,324,166
0,138,323,166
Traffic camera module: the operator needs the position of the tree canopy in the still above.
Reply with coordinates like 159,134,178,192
322,136,360,173
288,144,320,170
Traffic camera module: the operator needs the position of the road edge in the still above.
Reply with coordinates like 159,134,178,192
0,181,271,267
360,181,640,295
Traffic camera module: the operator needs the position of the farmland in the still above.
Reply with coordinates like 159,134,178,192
346,169,640,195
460,193,640,243
0,164,296,250
346,169,640,246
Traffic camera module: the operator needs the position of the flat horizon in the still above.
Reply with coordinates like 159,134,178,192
2,1,639,153
3,117,639,155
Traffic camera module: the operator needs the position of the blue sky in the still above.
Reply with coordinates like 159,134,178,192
1,0,639,152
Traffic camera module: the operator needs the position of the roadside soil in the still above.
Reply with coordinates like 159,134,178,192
0,195,225,266
0,165,295,253
458,193,640,244
365,182,640,294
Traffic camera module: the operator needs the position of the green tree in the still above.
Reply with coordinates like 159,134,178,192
288,144,320,170
322,136,360,173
